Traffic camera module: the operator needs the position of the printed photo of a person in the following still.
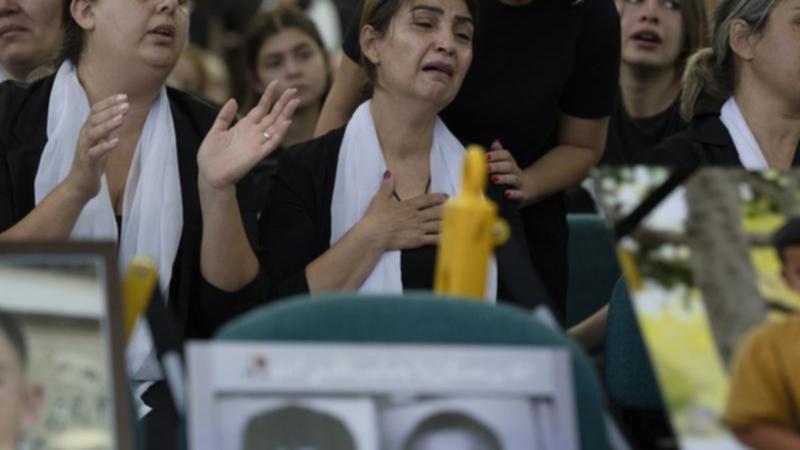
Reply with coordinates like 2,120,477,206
724,217,800,449
0,311,43,450
241,405,355,450
402,411,502,450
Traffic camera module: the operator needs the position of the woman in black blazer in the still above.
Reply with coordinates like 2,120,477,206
654,0,800,169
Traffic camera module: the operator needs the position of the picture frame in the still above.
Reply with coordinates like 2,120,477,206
0,241,132,450
187,342,577,450
591,167,800,450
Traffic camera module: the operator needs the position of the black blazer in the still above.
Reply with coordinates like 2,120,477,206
0,76,266,340
260,127,549,310
653,113,800,168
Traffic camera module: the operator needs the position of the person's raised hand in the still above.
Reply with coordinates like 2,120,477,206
486,139,525,202
64,93,129,201
197,80,299,192
362,171,448,250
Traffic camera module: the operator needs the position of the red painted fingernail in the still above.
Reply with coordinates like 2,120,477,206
485,154,492,161
491,175,499,183
486,164,492,172
505,191,511,198
384,170,391,179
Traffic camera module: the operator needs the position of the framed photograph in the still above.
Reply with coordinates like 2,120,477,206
591,167,800,450
0,242,132,450
188,342,576,450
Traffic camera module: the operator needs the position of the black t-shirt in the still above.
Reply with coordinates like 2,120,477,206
342,0,620,318
601,93,686,165
344,0,620,168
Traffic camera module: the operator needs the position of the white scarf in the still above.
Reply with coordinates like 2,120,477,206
720,97,769,170
34,62,182,381
331,101,497,300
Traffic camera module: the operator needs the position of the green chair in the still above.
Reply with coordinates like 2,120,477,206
605,277,675,448
605,278,663,410
567,213,621,328
132,397,147,450
216,293,612,450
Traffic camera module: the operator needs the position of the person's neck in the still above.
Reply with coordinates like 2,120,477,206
620,63,681,119
370,90,437,163
282,102,320,147
733,82,800,170
3,60,36,81
3,46,58,81
77,55,165,143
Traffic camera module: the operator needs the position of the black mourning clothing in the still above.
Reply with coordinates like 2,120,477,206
601,94,686,165
653,113,800,168
260,127,543,309
342,0,621,320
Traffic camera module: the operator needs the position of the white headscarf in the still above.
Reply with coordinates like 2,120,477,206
34,61,182,381
331,101,498,300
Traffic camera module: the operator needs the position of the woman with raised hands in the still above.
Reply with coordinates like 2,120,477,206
0,0,297,444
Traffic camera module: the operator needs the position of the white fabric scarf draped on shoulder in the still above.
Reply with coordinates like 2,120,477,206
721,97,769,170
331,100,498,300
34,61,182,380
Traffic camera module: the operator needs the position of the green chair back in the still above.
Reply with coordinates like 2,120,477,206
566,214,621,327
216,293,611,450
605,277,664,410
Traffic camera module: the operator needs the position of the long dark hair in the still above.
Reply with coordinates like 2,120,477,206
244,7,331,108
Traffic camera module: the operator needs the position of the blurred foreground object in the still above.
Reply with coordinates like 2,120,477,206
122,258,158,344
434,146,509,300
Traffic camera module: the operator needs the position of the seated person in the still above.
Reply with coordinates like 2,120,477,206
723,218,800,449
261,0,539,307
0,311,43,450
0,0,62,82
0,0,298,445
315,0,620,323
242,7,333,211
601,0,707,165
654,0,800,169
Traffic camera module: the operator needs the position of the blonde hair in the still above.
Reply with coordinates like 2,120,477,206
680,0,781,120
678,0,710,73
